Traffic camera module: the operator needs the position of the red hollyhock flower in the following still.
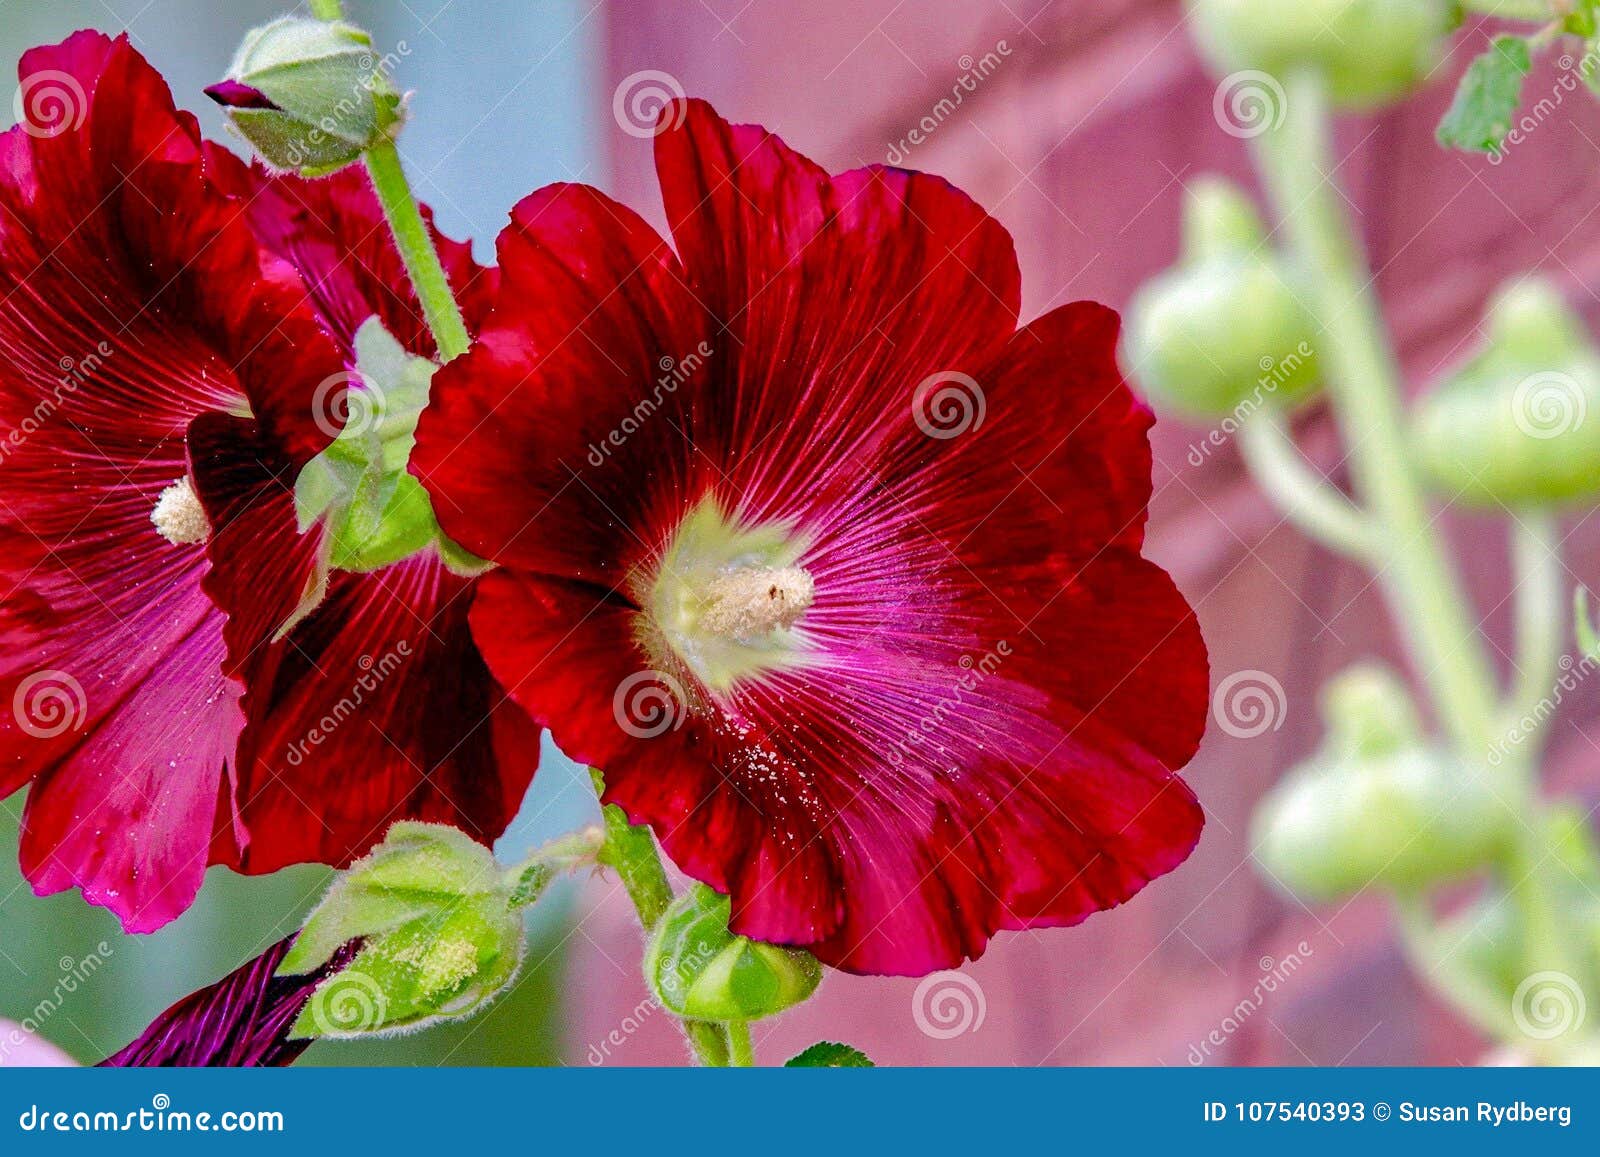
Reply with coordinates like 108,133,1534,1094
0,32,534,929
413,100,1209,975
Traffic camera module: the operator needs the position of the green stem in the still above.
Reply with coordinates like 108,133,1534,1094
591,771,732,1066
1253,68,1570,1008
727,1022,756,1067
1255,71,1500,758
1236,408,1373,559
305,0,471,362
362,141,472,362
1504,513,1563,750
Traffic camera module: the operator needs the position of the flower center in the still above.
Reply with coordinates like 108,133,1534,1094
698,566,815,639
644,496,816,694
150,477,211,546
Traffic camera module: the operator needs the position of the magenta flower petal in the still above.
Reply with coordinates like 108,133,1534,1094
99,938,355,1068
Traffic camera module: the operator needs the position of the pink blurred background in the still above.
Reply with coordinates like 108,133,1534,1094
567,0,1600,1066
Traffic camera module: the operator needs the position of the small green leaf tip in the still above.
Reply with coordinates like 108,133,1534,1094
1437,36,1533,155
785,1042,875,1067
282,821,525,1040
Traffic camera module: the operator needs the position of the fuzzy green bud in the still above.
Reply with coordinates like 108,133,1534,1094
1124,177,1320,419
645,885,821,1022
1252,665,1506,900
1186,0,1454,110
206,16,402,177
1413,279,1600,508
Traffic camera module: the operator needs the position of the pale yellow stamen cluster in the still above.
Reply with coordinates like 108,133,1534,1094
150,476,211,546
698,566,815,639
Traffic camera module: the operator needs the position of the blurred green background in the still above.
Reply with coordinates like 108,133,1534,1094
0,0,603,1066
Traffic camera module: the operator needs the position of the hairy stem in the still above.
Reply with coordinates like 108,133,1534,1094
362,141,472,362
727,1021,756,1067
592,771,732,1066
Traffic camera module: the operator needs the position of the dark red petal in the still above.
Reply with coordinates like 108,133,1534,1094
413,182,711,582
218,555,540,872
100,937,356,1068
207,152,497,359
0,33,343,928
203,80,277,110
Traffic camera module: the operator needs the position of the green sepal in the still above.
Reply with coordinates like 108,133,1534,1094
292,317,483,578
1436,36,1534,154
281,822,525,1040
645,884,822,1022
785,1041,875,1068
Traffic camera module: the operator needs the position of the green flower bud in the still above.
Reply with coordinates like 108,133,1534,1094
206,16,403,177
645,885,821,1022
1186,0,1454,110
1252,665,1506,901
1124,177,1320,419
1413,279,1600,508
280,823,526,1039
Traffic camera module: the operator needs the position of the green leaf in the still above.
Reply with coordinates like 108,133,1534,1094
1436,36,1533,154
785,1041,874,1068
291,316,479,579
